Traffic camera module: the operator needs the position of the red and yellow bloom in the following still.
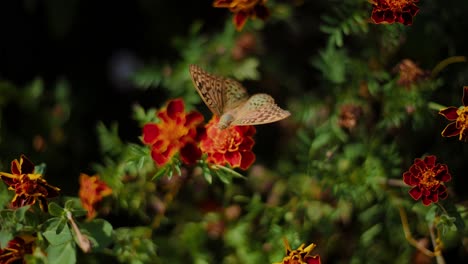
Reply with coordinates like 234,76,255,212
79,173,112,220
200,116,256,170
273,238,321,264
439,86,468,141
403,156,451,206
0,155,60,211
213,0,270,30
142,98,204,166
370,0,419,26
0,236,34,264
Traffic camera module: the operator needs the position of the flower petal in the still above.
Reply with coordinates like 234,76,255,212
239,151,256,170
166,98,185,120
424,155,436,168
441,122,461,137
180,142,202,165
463,86,468,106
233,11,249,31
408,186,422,200
142,124,160,144
439,107,459,120
20,155,35,174
185,111,204,127
225,151,242,168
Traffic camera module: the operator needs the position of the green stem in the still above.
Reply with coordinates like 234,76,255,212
431,56,467,78
428,102,449,112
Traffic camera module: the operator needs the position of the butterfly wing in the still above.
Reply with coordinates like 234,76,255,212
189,65,225,116
222,78,249,112
231,93,291,126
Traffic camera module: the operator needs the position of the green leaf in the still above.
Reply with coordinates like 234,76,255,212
0,229,14,249
56,218,67,235
48,202,64,217
34,163,47,175
215,170,231,184
440,201,465,234
203,170,213,184
43,219,73,245
47,240,76,264
80,219,113,251
14,206,31,222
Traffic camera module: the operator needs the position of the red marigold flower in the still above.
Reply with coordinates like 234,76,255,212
402,156,451,206
213,0,270,30
79,173,112,220
273,238,321,264
200,116,256,170
0,155,60,211
0,236,34,264
439,86,468,141
142,98,204,167
371,0,420,26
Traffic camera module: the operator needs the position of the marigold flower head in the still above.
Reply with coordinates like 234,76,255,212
371,0,419,26
142,98,204,167
338,104,363,131
200,116,256,170
394,59,428,87
0,236,34,264
439,86,468,141
403,156,451,206
273,238,321,264
79,173,112,220
0,155,60,211
213,0,270,30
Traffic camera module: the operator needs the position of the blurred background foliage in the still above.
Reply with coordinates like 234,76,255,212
1,0,468,263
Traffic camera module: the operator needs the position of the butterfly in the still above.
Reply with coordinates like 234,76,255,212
189,64,291,129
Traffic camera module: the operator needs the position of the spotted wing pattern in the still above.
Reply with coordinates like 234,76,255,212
231,94,291,126
223,78,249,112
189,65,225,116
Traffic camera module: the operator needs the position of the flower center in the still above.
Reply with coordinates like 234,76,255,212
164,119,189,144
380,0,415,11
456,107,468,140
213,128,240,152
420,170,439,190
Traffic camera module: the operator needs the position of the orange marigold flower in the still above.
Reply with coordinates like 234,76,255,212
0,155,60,211
142,98,204,167
439,86,468,141
200,116,256,170
273,238,321,264
213,0,270,31
403,156,451,206
79,173,112,220
0,236,34,264
371,0,419,26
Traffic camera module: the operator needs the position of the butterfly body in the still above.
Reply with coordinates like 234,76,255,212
189,65,290,129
